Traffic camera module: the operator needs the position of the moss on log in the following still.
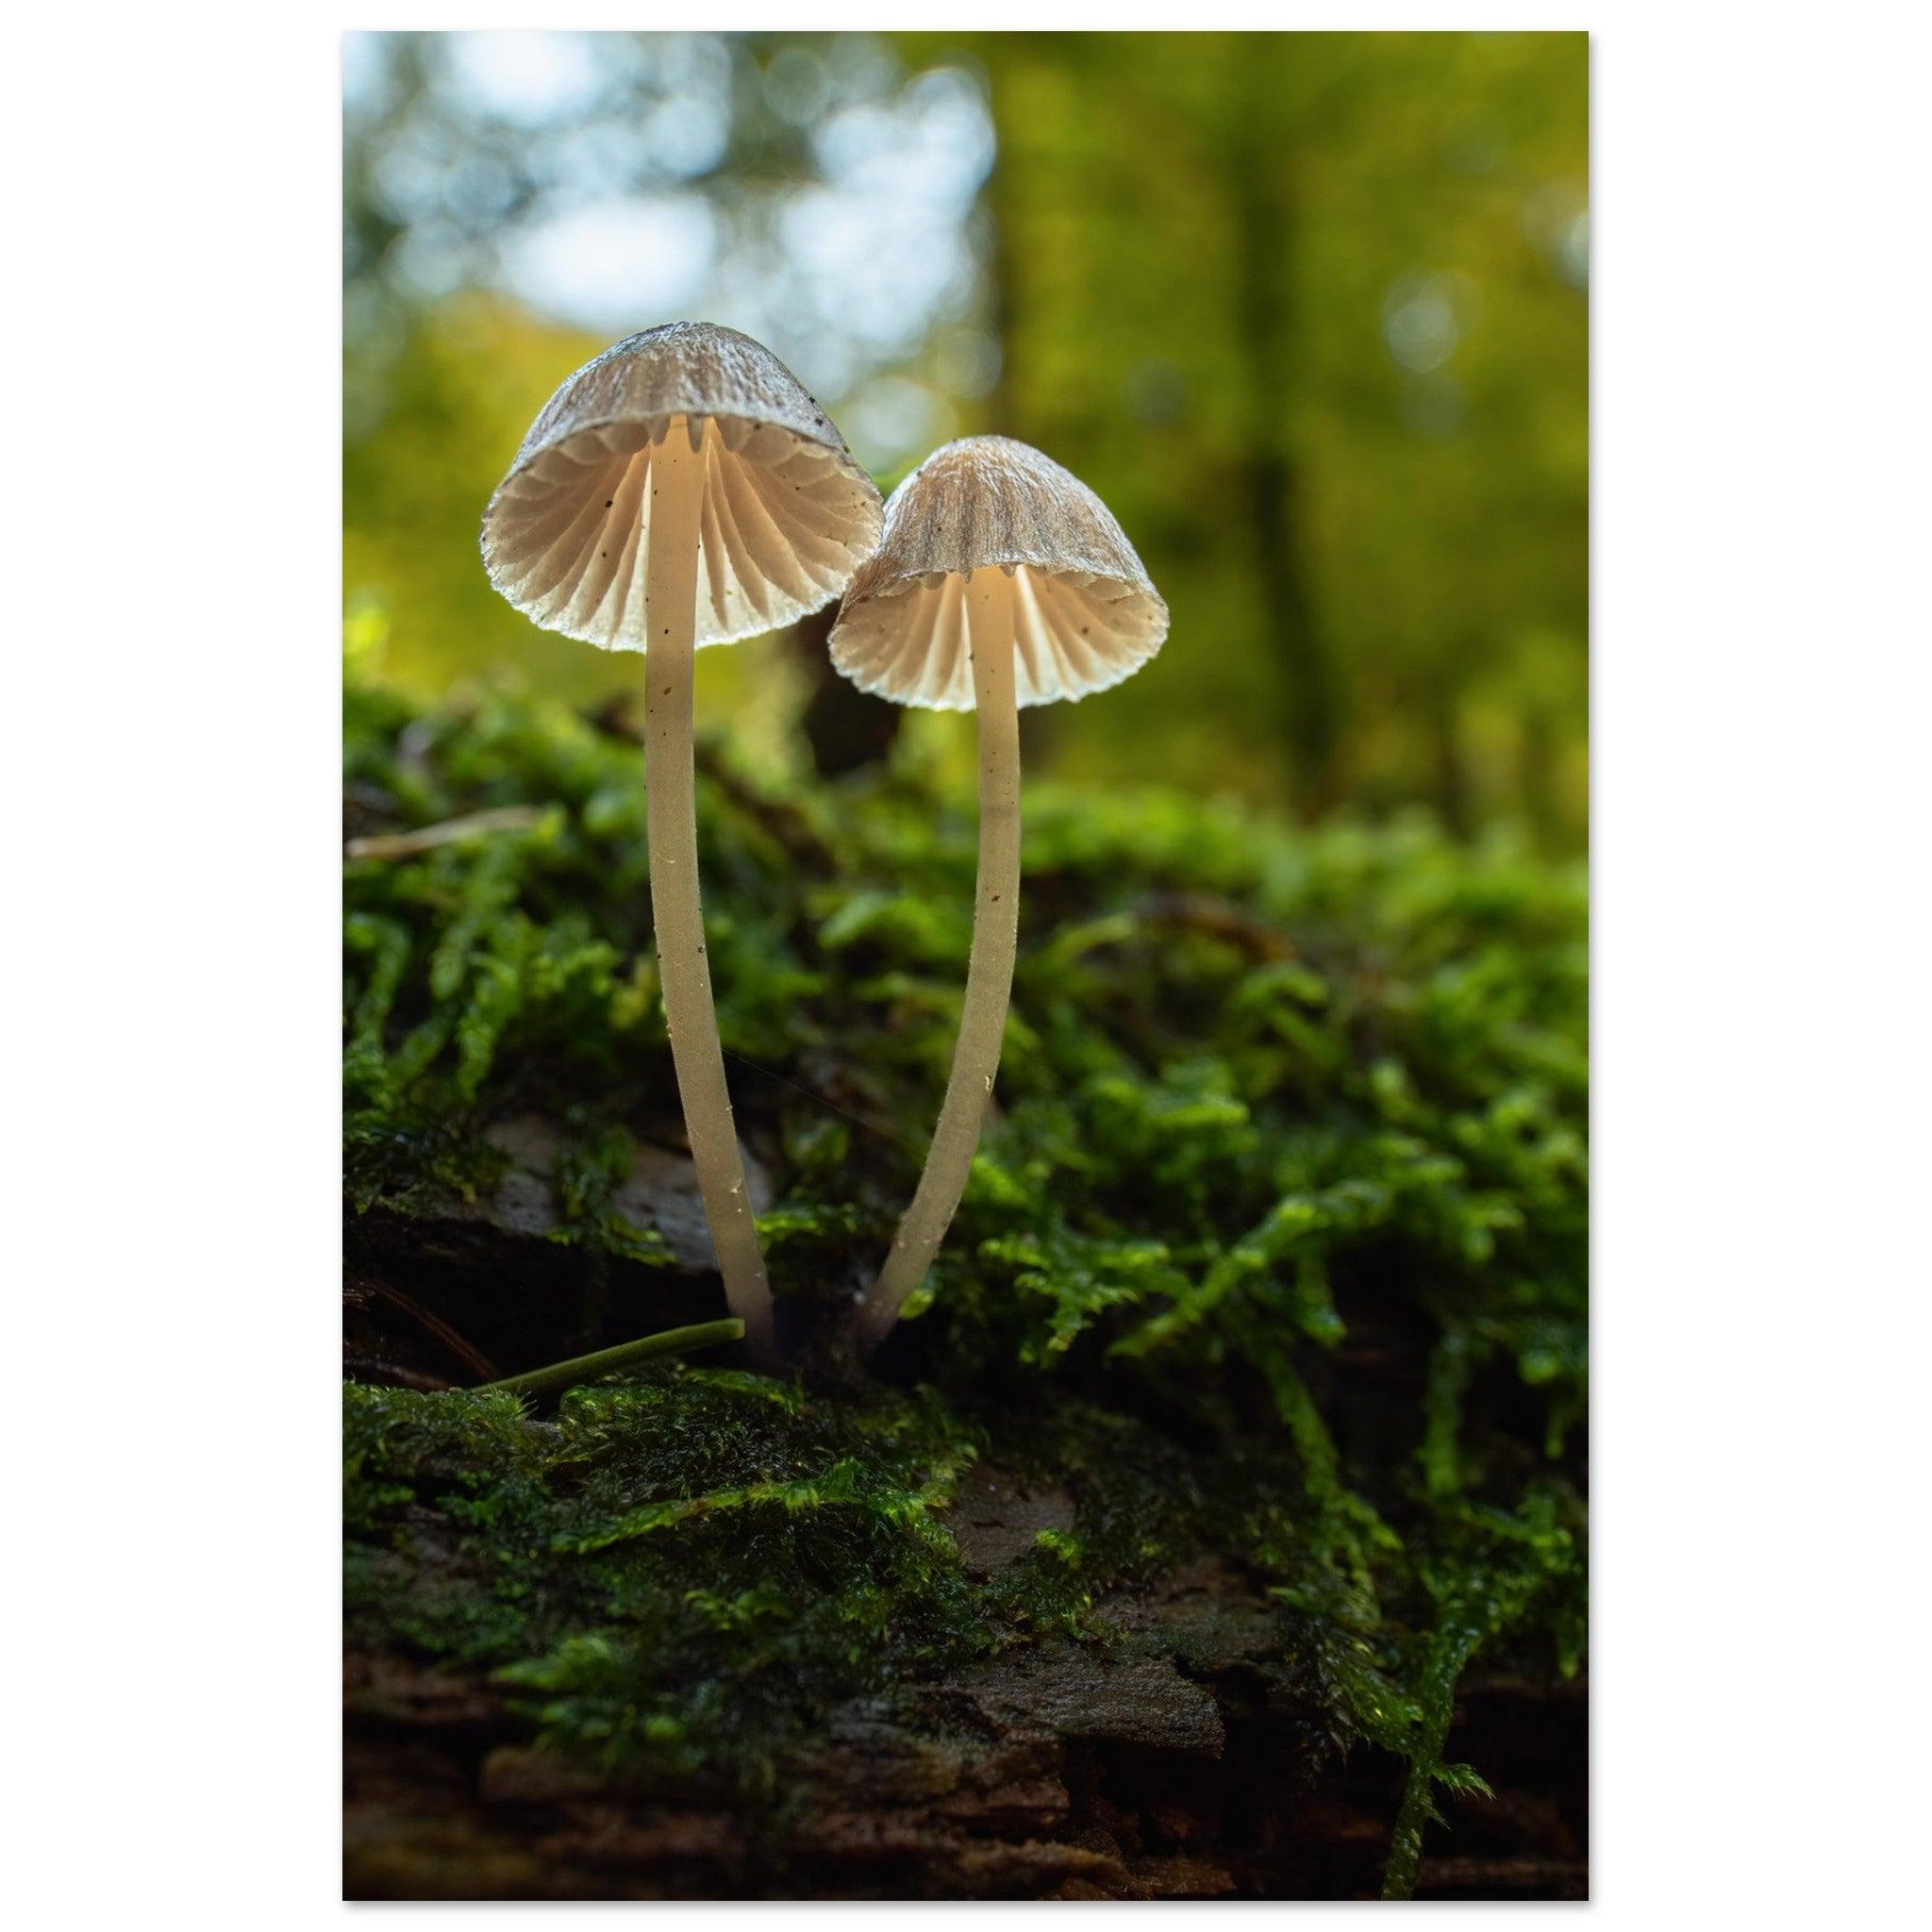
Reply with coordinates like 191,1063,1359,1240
343,675,1587,1899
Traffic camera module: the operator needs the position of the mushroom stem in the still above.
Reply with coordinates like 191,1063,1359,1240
643,417,777,1363
864,568,1022,1350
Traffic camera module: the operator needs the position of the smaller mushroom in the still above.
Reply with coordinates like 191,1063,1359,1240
828,437,1170,1350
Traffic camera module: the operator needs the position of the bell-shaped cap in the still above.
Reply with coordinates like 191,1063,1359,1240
481,322,883,651
827,436,1168,710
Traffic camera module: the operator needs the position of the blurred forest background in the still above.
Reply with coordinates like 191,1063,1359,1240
344,31,1587,849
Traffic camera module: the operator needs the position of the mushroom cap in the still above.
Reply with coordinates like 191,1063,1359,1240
480,322,884,652
827,436,1169,710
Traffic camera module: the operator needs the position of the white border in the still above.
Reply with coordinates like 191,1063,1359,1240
8,8,1928,1924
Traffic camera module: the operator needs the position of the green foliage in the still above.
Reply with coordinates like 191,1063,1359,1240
1378,1490,1583,1899
344,675,1586,1884
939,29,1588,838
345,30,1586,844
345,1368,1199,1790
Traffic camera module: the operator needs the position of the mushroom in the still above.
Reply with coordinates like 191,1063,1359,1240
828,436,1169,1349
481,323,884,1360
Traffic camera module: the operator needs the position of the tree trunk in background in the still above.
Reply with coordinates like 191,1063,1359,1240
983,69,1021,446
1520,699,1560,854
792,605,901,778
978,39,1061,776
1227,42,1342,818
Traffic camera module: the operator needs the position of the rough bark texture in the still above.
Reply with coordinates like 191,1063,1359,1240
344,1140,1585,1903
346,1543,1584,1901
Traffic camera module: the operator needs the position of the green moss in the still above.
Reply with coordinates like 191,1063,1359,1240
345,1369,1204,1794
344,672,1587,1890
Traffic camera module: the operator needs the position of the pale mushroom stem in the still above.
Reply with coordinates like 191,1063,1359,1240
864,568,1022,1350
643,417,777,1362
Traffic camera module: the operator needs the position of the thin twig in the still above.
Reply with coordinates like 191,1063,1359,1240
346,805,548,861
475,1318,746,1400
368,1282,501,1381
719,1046,916,1153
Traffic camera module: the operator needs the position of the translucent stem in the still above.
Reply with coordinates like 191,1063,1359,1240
643,418,777,1362
863,569,1021,1350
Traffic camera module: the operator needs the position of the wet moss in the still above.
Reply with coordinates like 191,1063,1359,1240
343,671,1586,1890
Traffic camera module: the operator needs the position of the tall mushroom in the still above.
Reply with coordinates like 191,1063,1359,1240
828,436,1169,1349
481,323,883,1360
